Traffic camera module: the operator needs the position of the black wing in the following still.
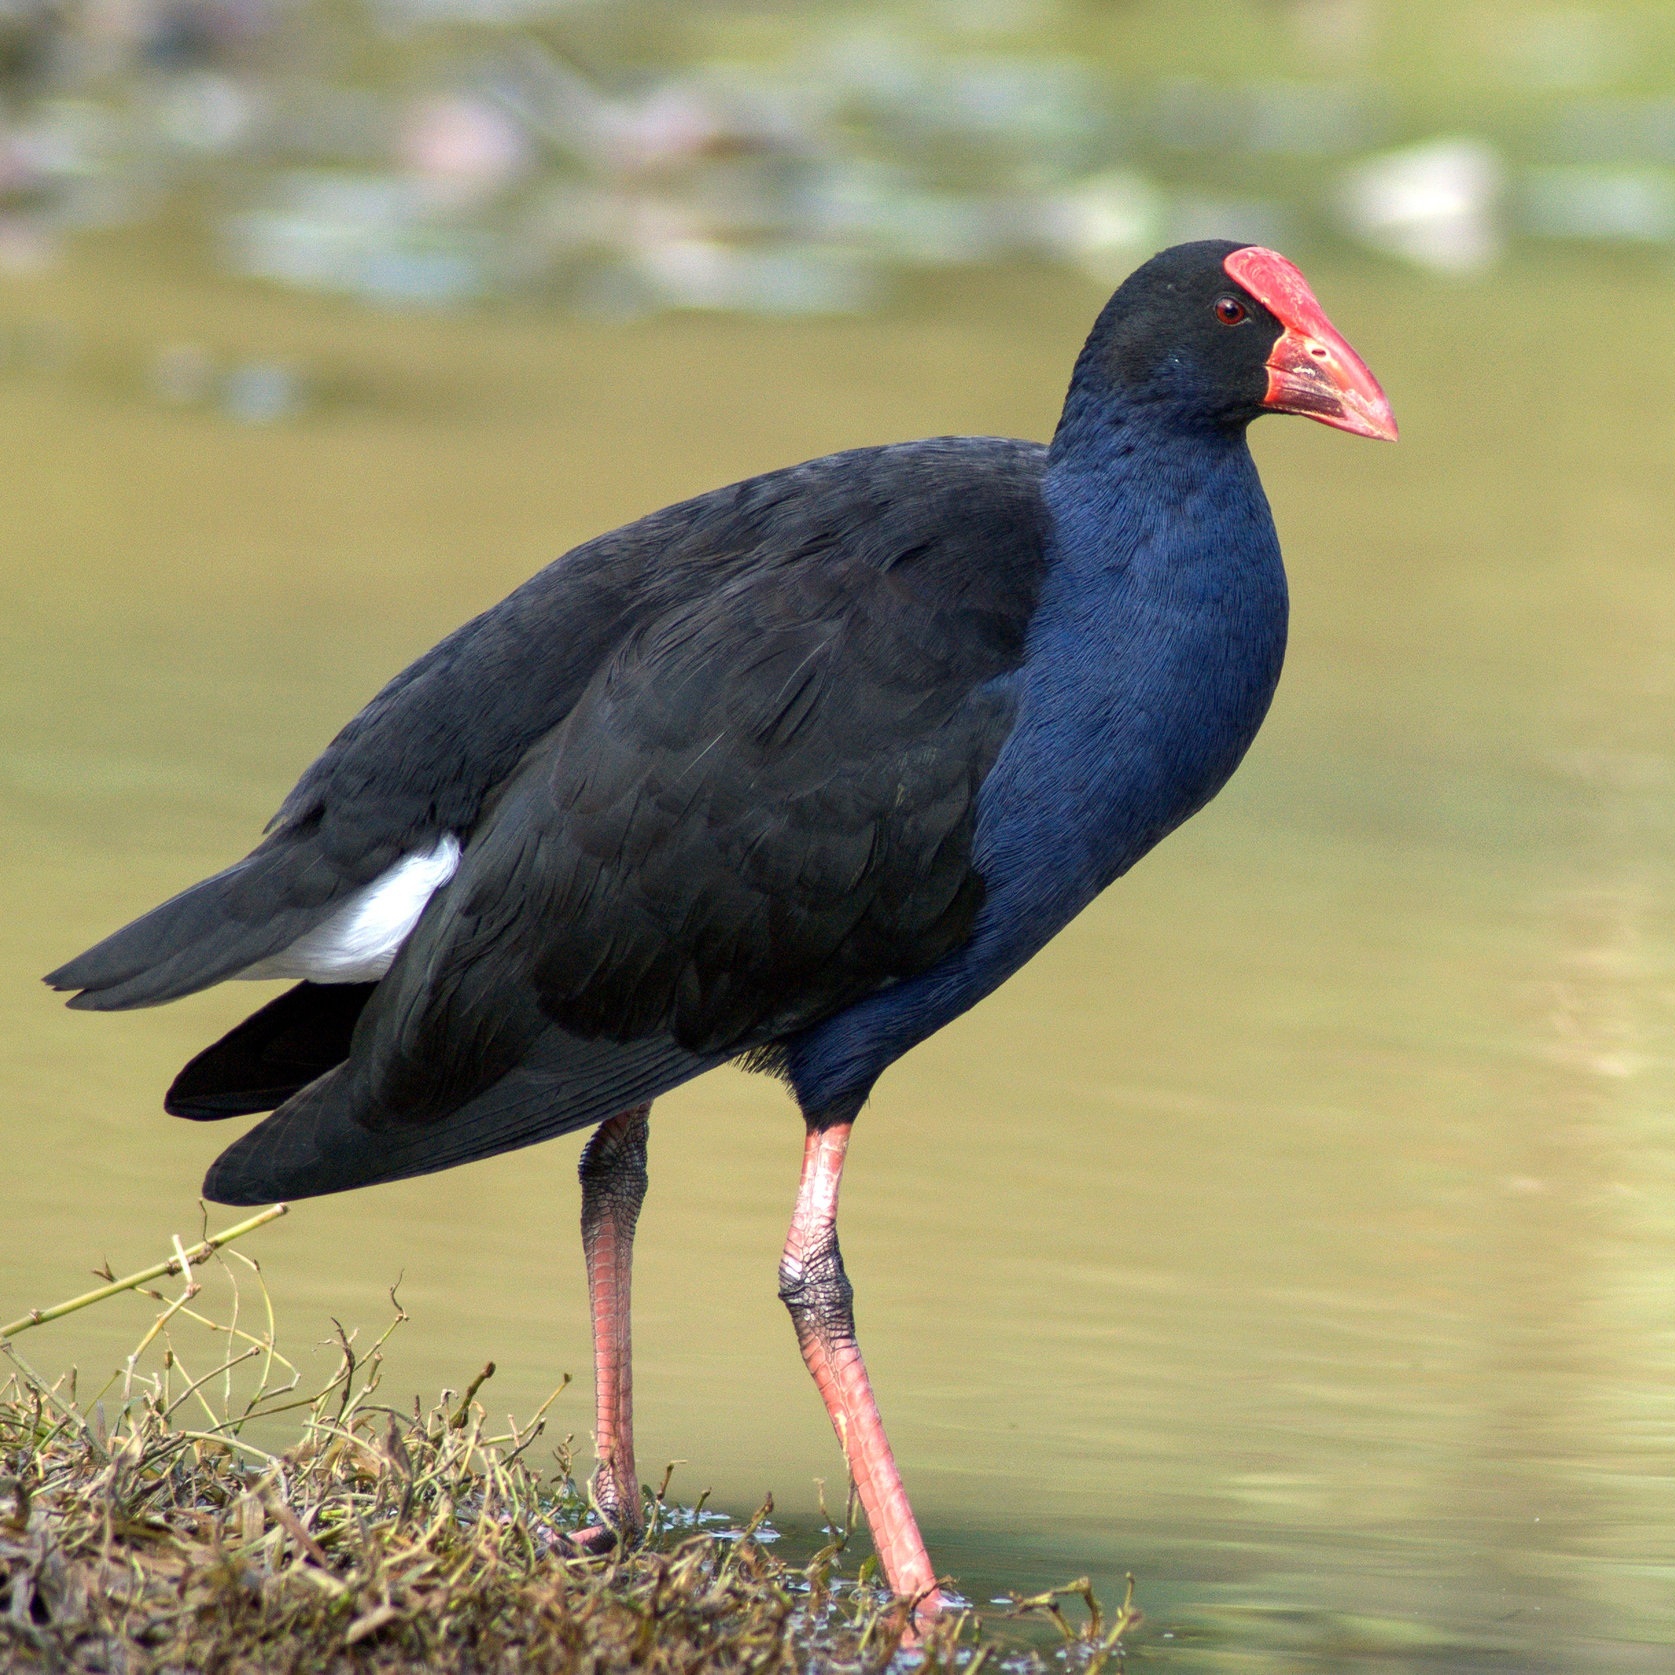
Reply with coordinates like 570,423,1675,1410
46,439,1043,1011
204,438,1050,1201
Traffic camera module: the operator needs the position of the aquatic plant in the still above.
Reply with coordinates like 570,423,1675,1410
0,1213,1138,1672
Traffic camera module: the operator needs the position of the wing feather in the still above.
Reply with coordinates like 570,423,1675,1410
338,467,1049,1133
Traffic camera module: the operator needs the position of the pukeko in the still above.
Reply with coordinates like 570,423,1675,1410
47,241,1394,1611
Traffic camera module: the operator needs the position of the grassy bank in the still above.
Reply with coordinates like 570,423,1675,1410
0,1212,1137,1672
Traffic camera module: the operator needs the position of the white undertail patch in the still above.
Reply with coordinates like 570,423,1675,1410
238,834,462,984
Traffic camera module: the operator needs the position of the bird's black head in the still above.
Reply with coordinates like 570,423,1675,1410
1067,238,1396,442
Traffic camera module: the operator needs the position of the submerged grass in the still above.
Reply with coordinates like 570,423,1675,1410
0,1211,1139,1673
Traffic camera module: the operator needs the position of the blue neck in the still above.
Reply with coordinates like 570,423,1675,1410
789,394,1290,1117
988,396,1286,902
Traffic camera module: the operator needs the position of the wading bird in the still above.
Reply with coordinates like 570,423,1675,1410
48,241,1394,1613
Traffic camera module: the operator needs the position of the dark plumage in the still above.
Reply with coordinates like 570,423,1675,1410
166,981,374,1120
48,241,1394,1606
55,436,1056,1198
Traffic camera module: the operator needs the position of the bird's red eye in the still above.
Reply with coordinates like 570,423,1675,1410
1215,297,1248,325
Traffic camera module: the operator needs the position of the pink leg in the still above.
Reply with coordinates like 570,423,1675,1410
571,1105,650,1552
779,1122,942,1615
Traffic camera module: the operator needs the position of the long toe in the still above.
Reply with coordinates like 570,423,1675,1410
552,1524,619,1558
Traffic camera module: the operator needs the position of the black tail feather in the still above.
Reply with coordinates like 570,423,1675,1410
167,982,378,1120
45,841,359,1011
202,1028,719,1204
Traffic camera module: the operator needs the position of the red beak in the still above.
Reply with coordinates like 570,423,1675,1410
1223,247,1398,443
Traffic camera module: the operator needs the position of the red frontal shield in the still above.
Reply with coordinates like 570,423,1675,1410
1223,247,1397,442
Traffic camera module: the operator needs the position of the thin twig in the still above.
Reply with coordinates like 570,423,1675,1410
0,1207,287,1340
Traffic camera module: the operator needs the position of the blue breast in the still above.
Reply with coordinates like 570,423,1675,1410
786,420,1289,1119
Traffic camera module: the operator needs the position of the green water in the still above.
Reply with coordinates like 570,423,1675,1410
4,241,1675,1671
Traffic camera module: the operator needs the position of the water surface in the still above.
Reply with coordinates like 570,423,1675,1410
4,241,1675,1671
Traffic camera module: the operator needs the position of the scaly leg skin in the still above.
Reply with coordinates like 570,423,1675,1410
563,1104,651,1557
778,1121,943,1618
